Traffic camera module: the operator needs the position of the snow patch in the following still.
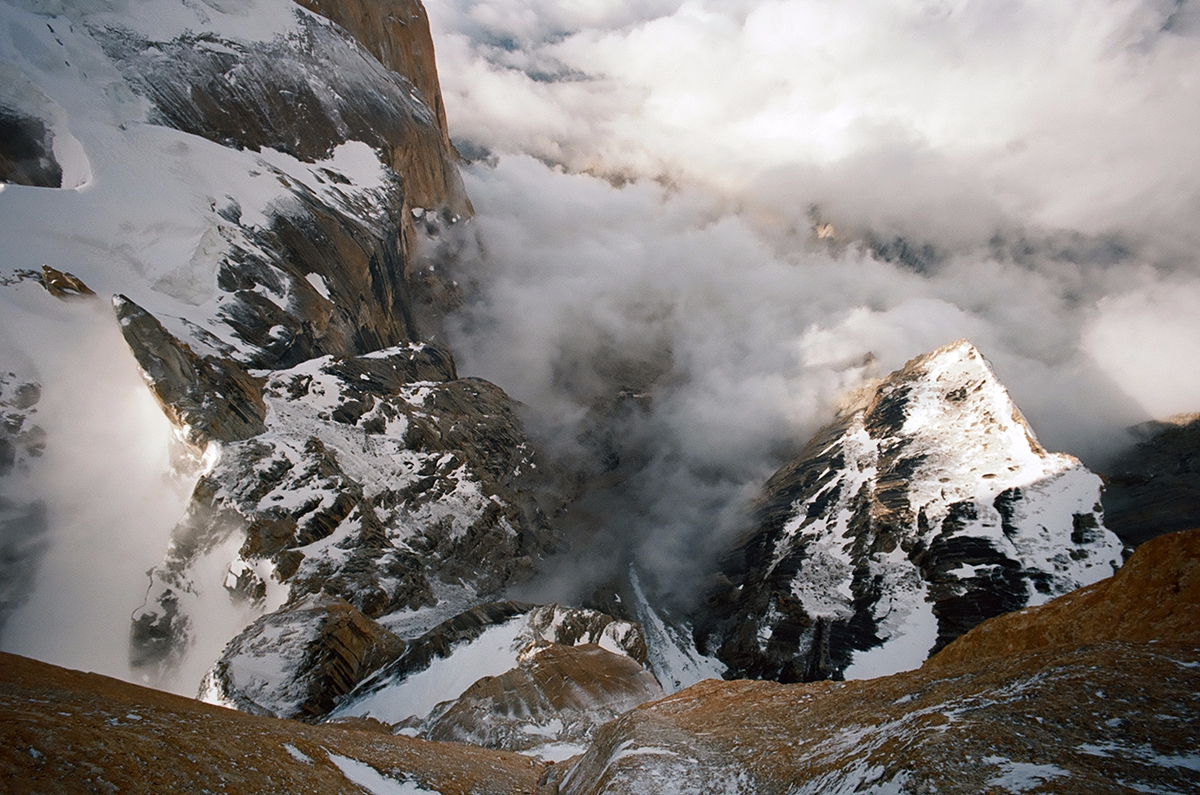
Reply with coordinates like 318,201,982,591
328,754,440,795
983,757,1070,792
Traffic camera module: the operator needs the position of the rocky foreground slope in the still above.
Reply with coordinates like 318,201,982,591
2,527,1196,794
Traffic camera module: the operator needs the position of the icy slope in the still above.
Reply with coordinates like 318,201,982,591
700,340,1124,682
0,0,514,693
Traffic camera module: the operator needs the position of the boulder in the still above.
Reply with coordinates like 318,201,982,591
200,594,405,722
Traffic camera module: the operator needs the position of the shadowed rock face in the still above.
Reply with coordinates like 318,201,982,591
200,594,405,722
0,373,47,634
559,528,1200,795
114,295,267,446
1101,415,1200,547
0,105,61,187
699,340,1123,683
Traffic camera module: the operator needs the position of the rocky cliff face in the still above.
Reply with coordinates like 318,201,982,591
0,0,561,693
1101,414,1200,547
700,340,1124,682
130,340,559,679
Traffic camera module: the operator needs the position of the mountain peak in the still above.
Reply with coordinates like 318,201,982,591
700,341,1124,683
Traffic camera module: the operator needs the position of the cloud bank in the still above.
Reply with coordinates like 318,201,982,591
424,0,1200,606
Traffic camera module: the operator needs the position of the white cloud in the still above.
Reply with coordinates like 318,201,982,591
425,0,1200,601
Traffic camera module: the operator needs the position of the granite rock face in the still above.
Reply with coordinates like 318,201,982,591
0,104,62,187
131,344,559,679
114,294,267,446
699,340,1124,682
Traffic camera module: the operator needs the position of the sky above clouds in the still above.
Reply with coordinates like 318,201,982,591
422,0,1200,601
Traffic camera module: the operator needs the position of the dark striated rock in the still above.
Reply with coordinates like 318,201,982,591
113,295,266,446
0,105,61,188
1101,414,1200,547
699,340,1123,683
293,0,459,159
199,593,405,722
102,11,467,216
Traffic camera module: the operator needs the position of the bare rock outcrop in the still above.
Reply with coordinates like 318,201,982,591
114,295,267,446
200,594,405,722
0,105,61,188
422,643,664,758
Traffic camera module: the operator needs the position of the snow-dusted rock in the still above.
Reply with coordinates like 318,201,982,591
331,602,648,730
420,643,664,761
560,529,1200,795
130,346,559,679
200,593,404,721
700,340,1124,682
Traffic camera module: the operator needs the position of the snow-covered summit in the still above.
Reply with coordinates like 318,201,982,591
700,340,1124,683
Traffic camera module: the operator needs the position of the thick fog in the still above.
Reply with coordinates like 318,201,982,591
0,287,196,683
424,0,1200,606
